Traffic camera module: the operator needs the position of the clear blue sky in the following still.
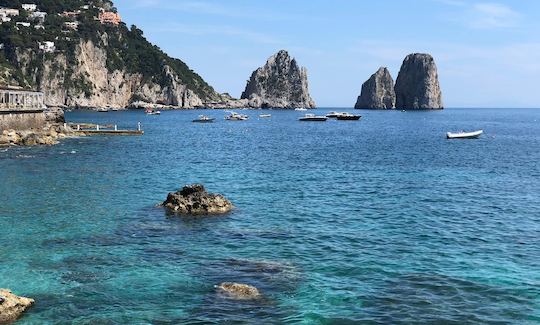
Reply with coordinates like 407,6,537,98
114,0,540,108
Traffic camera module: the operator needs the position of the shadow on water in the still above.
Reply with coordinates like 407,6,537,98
363,272,539,324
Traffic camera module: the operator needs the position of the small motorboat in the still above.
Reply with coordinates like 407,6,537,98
192,115,215,123
299,113,328,122
225,112,249,121
97,107,109,113
446,130,483,139
336,113,361,120
145,108,161,115
326,111,341,118
259,114,272,118
295,108,308,111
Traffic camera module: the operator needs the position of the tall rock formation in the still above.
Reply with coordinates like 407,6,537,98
240,50,316,109
355,67,395,109
394,53,443,109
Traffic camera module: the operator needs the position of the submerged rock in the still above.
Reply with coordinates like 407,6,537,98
355,67,396,109
0,289,34,323
216,282,261,300
394,53,443,109
241,50,316,109
162,184,233,215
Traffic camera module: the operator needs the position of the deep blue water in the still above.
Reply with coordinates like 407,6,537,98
1,108,539,324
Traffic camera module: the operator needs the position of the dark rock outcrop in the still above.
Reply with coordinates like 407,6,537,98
240,50,316,109
162,184,233,215
0,289,34,323
216,282,261,300
394,53,443,110
355,67,396,109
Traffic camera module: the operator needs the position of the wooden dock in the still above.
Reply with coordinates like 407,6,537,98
74,129,144,136
68,122,144,136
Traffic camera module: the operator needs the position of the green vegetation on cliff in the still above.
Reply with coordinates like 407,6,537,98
0,0,219,102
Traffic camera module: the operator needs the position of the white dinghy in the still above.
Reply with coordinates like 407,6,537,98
446,130,483,139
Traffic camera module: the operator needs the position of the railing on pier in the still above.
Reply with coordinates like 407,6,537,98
0,89,45,113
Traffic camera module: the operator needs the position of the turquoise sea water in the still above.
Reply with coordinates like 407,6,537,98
1,108,539,324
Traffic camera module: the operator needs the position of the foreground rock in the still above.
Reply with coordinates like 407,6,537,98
355,67,396,109
0,124,75,147
162,184,233,215
240,50,316,109
216,282,261,300
0,289,34,323
394,53,443,110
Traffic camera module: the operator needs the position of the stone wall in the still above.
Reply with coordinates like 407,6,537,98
0,111,47,132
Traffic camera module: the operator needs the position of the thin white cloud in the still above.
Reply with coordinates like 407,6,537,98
435,1,521,29
128,0,307,22
468,3,520,29
149,23,282,45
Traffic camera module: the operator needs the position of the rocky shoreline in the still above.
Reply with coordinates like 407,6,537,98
0,124,78,147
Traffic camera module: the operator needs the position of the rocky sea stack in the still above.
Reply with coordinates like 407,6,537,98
355,67,396,109
0,289,34,323
394,53,443,110
241,50,316,109
162,184,233,215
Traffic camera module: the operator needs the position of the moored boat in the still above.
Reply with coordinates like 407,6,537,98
326,111,341,118
336,113,361,120
299,113,327,122
145,108,161,115
97,107,109,113
446,130,483,139
192,115,215,123
225,111,249,121
295,108,308,111
259,114,272,118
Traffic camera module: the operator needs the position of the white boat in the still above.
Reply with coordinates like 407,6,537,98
326,111,341,118
97,107,109,113
259,114,272,118
336,112,361,120
225,111,249,121
145,108,161,115
295,108,308,111
446,130,483,139
299,113,327,122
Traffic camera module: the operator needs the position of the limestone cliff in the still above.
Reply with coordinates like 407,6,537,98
15,39,211,109
394,53,443,110
0,0,221,109
355,67,395,109
240,50,316,109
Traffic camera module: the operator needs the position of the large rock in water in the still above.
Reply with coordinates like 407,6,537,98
241,50,316,109
0,289,34,323
162,184,233,215
394,53,443,110
355,67,396,109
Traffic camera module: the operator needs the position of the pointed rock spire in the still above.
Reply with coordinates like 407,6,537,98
241,50,316,109
355,67,396,109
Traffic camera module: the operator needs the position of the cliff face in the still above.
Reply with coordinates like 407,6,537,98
15,39,208,109
0,0,221,109
240,50,315,109
355,67,395,109
394,53,443,110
